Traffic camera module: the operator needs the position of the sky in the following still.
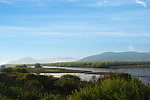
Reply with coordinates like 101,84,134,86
0,0,150,63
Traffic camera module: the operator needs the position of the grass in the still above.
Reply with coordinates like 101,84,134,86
26,68,88,73
27,68,61,71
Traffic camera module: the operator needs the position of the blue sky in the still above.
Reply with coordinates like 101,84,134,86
0,0,150,63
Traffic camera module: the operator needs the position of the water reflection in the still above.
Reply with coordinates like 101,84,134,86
40,73,101,81
43,66,150,83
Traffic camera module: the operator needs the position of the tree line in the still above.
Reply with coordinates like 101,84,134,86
45,60,150,68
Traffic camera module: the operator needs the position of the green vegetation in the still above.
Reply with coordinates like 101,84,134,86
0,68,88,100
27,68,87,73
61,74,81,81
28,68,61,71
0,65,6,69
0,68,150,100
68,77,150,100
35,63,42,68
16,64,27,68
79,52,150,61
45,60,150,68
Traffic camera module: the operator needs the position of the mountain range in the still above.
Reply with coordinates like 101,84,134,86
6,52,150,64
7,57,78,64
79,52,150,61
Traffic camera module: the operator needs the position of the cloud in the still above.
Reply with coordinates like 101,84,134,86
81,0,148,8
111,17,122,21
36,3,48,7
0,0,10,4
135,0,147,8
0,26,28,30
82,0,135,7
128,45,135,51
0,0,78,7
0,61,7,65
34,32,64,35
96,0,108,6
67,0,78,2
1,0,147,8
90,32,150,37
1,25,150,38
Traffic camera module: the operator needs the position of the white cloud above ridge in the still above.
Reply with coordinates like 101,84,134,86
128,45,135,51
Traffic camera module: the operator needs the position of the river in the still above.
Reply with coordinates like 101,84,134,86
43,66,150,83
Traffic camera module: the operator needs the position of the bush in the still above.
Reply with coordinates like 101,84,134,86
15,68,28,73
61,74,81,81
41,94,61,100
16,64,27,68
1,68,13,73
35,63,42,68
104,73,132,81
55,79,79,95
0,65,6,69
68,74,150,100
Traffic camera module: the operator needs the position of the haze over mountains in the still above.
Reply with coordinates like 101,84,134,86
7,57,78,64
6,52,150,64
80,52,150,61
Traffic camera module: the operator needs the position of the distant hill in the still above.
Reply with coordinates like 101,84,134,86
7,57,37,64
80,52,150,61
7,57,78,64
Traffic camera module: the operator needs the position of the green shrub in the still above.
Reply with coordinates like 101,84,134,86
16,64,27,68
68,74,150,100
14,68,28,73
1,68,149,100
35,63,42,68
56,79,79,95
0,65,6,69
41,94,61,100
1,68,13,73
61,74,81,81
105,73,132,80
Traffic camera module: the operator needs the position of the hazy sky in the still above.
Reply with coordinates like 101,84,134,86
0,0,150,63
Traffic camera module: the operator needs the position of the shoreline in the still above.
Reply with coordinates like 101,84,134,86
27,68,91,74
27,68,112,75
45,65,150,68
110,65,150,68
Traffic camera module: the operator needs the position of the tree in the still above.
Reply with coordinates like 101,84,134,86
16,64,27,68
35,63,42,68
61,74,81,81
15,68,28,73
0,65,6,69
1,68,13,73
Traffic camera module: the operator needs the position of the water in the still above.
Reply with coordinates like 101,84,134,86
40,73,101,81
43,66,150,83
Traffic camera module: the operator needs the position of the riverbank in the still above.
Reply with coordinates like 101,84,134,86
110,65,150,68
27,68,90,74
43,60,150,68
27,68,112,76
45,64,150,68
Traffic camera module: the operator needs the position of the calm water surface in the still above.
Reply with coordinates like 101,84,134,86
40,73,101,81
43,66,150,83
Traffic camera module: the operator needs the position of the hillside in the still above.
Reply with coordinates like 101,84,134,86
80,52,150,61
